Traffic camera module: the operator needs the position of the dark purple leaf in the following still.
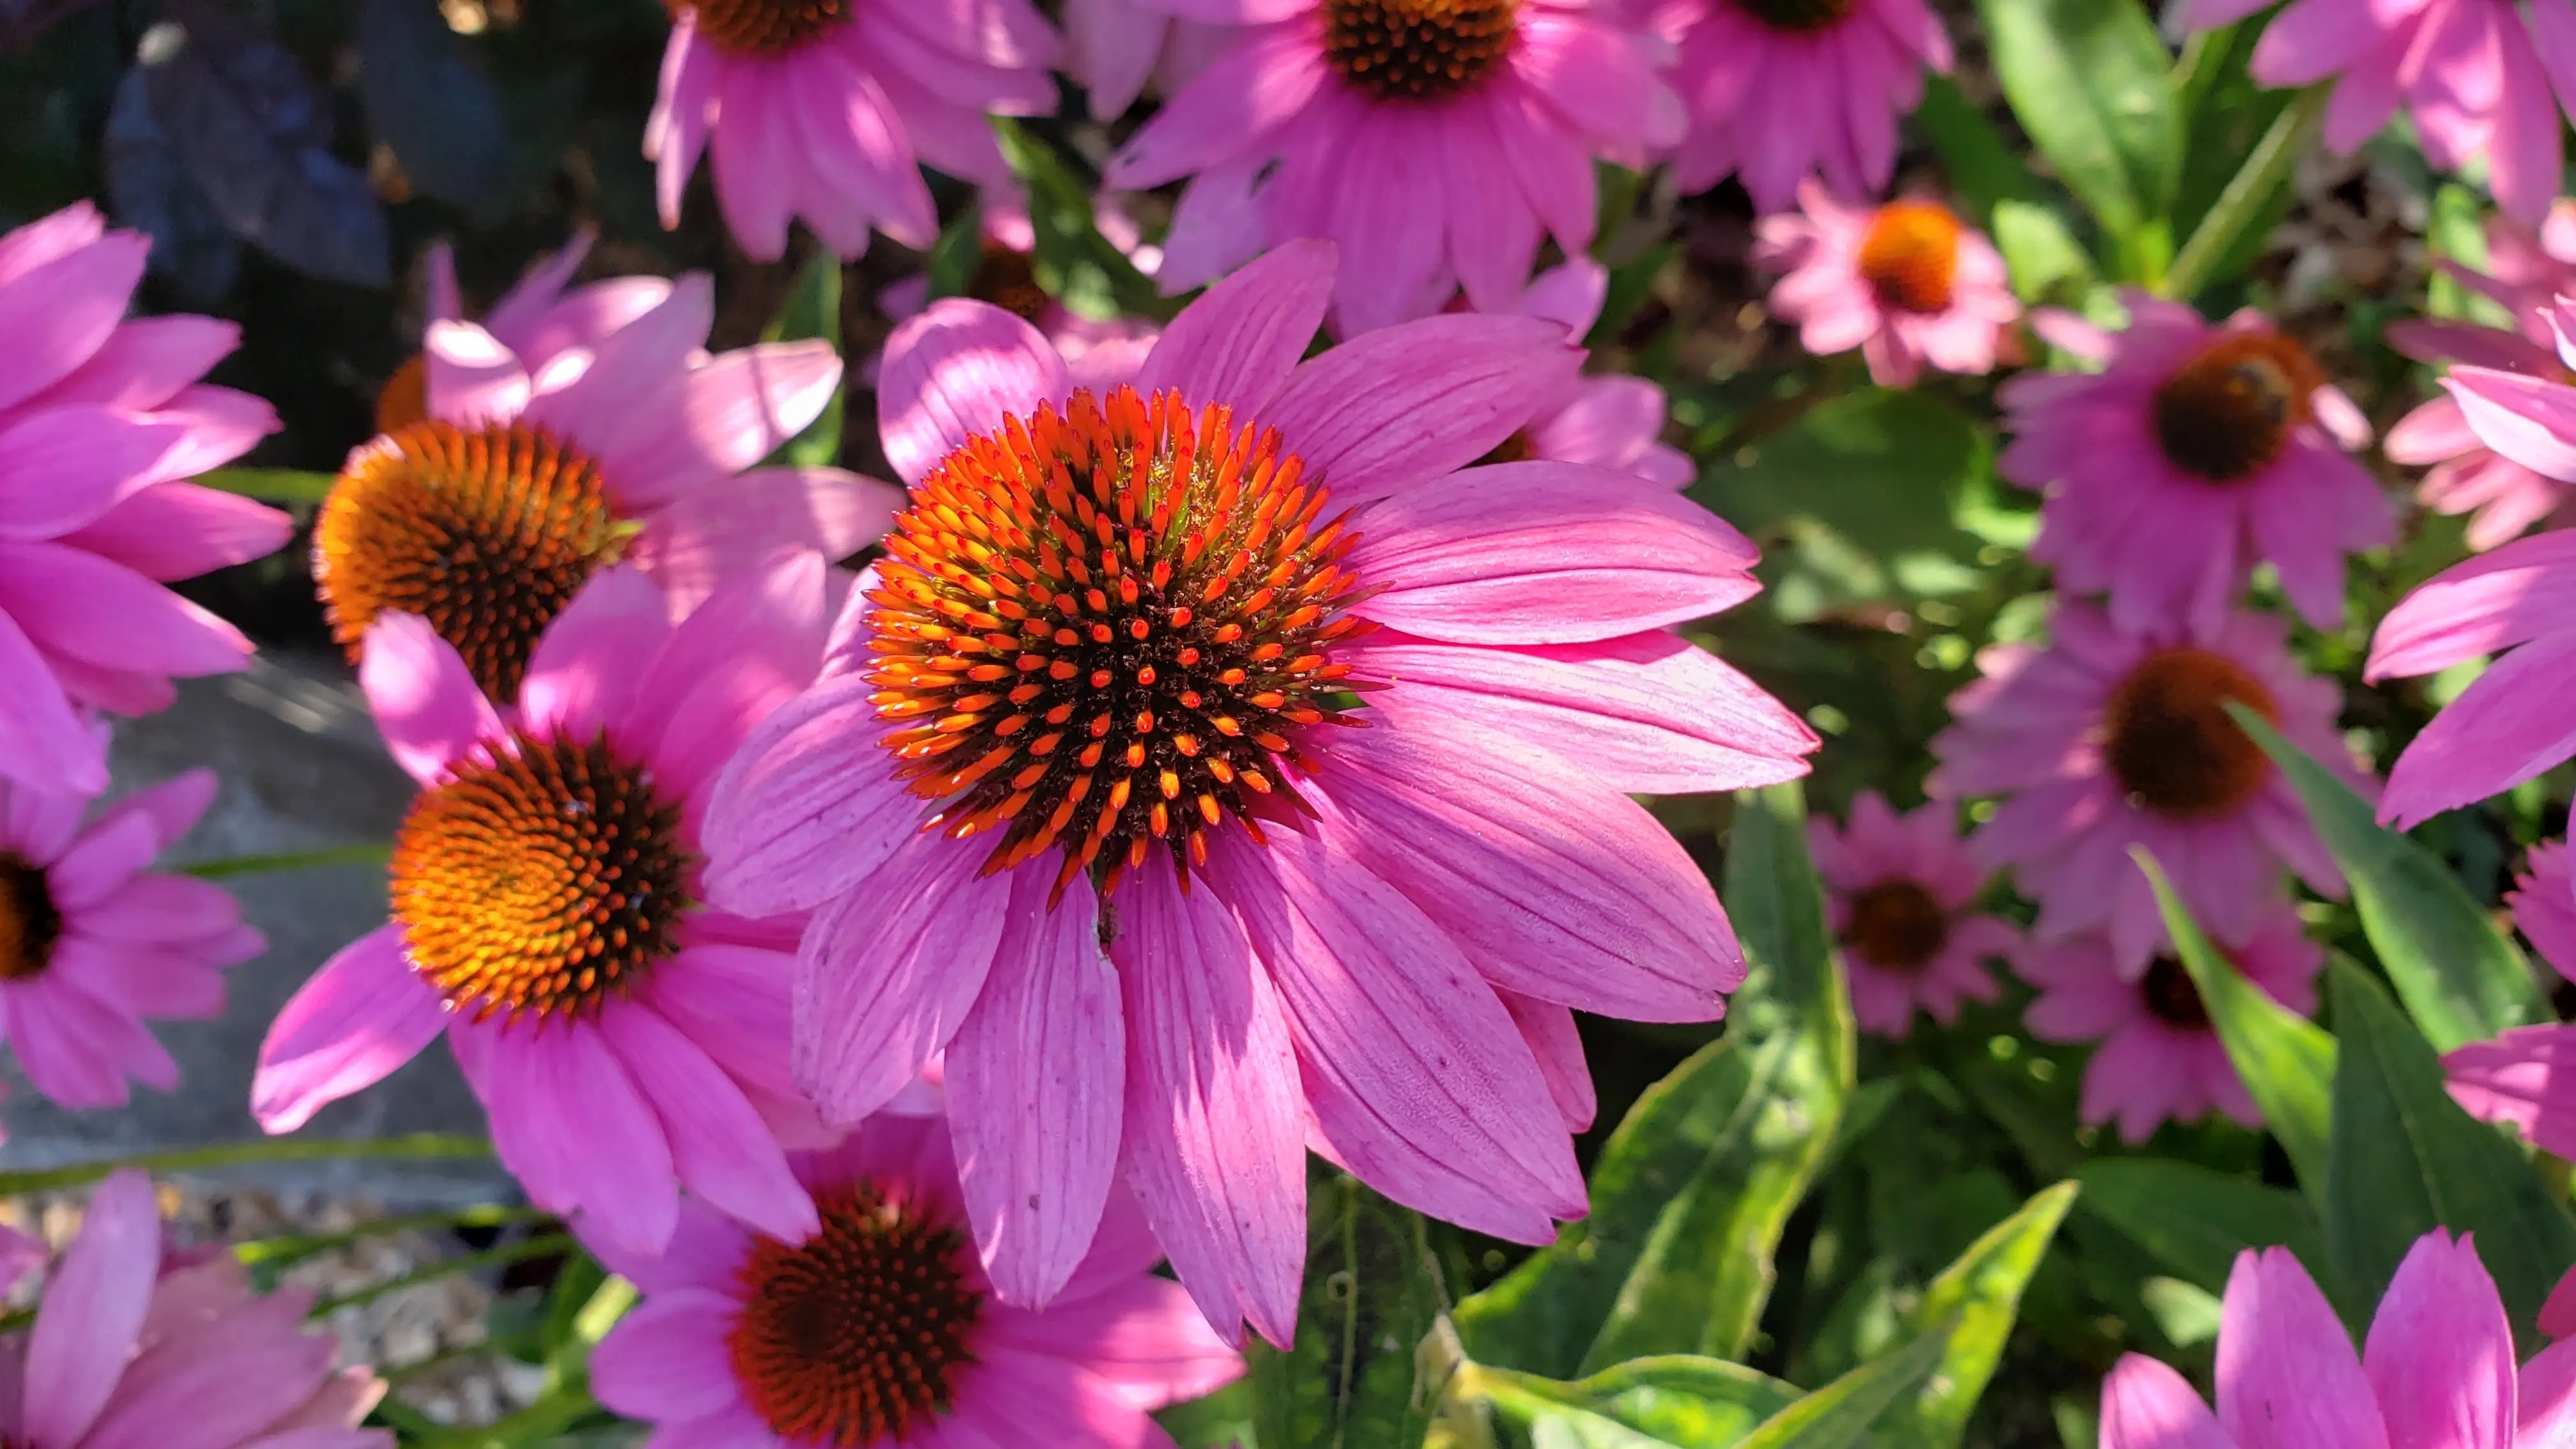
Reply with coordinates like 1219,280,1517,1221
103,62,243,303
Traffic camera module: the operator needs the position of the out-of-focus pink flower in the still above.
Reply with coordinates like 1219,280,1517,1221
2101,1230,2576,1449
0,1170,390,1449
1103,0,1684,333
1756,183,2016,388
878,191,1164,395
2365,523,2576,825
2004,296,2391,637
648,0,1061,259
1651,0,1950,213
2185,0,2576,226
2019,905,2319,1143
254,557,848,1257
314,267,901,707
1810,790,2012,1039
0,765,261,1129
1473,256,1694,486
1064,0,1234,119
0,203,290,797
2508,839,2576,978
702,241,1816,1343
586,1113,1241,1449
2441,841,2576,1156
1932,599,2363,972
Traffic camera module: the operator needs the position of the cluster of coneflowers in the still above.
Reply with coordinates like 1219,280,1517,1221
4,0,2576,1443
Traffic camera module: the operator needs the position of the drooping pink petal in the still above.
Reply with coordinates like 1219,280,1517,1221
2382,629,2576,827
358,614,502,785
1133,240,1333,414
2099,1354,2234,1449
588,1288,742,1425
1262,315,1577,497
599,1003,818,1245
2216,1246,2393,1449
702,674,921,917
24,1169,158,1449
516,567,673,742
2361,1230,2517,1449
250,925,448,1135
877,300,1071,486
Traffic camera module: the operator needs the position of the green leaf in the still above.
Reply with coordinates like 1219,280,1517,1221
193,466,337,505
2163,20,2299,298
760,250,844,470
1910,75,2043,225
2076,1158,2321,1295
1247,1177,1455,1449
1878,1182,2080,1449
1590,240,1678,351
926,199,985,302
2135,848,2338,1198
1736,1318,1957,1449
1976,0,2182,268
1991,199,2099,305
992,118,1174,323
1452,783,1853,1376
1690,389,1995,622
1158,1382,1254,1449
2324,965,2576,1350
2230,705,2545,1051
1468,1357,1804,1449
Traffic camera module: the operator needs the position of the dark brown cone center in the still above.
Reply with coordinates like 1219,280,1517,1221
0,853,60,982
2101,648,2281,820
1322,0,1520,101
1845,878,1949,971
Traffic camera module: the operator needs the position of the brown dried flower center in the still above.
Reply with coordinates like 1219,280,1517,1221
1322,0,1521,101
0,853,61,982
2150,332,2322,482
2101,648,2281,819
672,0,848,56
1845,878,1949,970
1857,201,1965,314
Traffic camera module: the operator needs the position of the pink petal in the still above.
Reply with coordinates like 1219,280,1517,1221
2368,531,2576,680
631,466,903,613
588,1288,742,1424
625,549,832,804
0,609,103,795
422,321,532,425
522,274,719,456
877,299,1070,487
599,1004,817,1245
251,926,448,1133
1499,990,1594,1132
2216,1246,2392,1449
1133,240,1333,415
2100,1354,2232,1449
1347,463,1762,643
1108,864,1305,1349
986,1276,1244,1413
597,341,843,507
358,614,502,785
702,673,919,917
2520,1337,2576,1447
2382,629,2576,827
947,875,1124,1307
43,811,155,913
2362,1230,2515,1449
0,409,184,541
2448,367,2576,482
0,230,146,415
0,541,251,680
61,482,291,585
1262,315,1577,497
1102,25,1327,190
494,1024,680,1255
516,567,673,742
24,1170,157,1449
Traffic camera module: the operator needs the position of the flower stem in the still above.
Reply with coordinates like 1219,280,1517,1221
0,1133,494,1196
237,1203,555,1271
180,841,392,879
310,1232,574,1319
2164,84,2327,303
410,1384,602,1449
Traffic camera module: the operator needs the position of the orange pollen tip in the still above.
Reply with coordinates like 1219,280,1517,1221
1855,199,1965,315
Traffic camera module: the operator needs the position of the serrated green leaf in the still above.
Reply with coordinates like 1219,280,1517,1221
760,250,843,469
2230,705,2545,1051
1976,0,2182,270
2324,965,2576,1351
1878,1183,2078,1449
2135,848,2338,1199
1452,784,1853,1377
992,118,1174,323
1247,1177,1453,1449
1736,1317,1957,1449
2076,1158,2321,1295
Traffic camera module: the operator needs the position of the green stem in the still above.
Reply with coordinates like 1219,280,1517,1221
412,1385,600,1449
192,467,338,505
2165,85,2327,302
0,1133,494,1196
238,1204,555,1271
311,1232,574,1319
181,842,392,880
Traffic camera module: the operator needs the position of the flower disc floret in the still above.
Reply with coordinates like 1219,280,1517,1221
1845,878,1948,970
1855,201,1964,314
2138,954,2211,1029
866,383,1376,897
2149,332,2322,482
2101,647,2281,819
0,854,61,982
1321,0,1521,100
1735,0,1855,29
670,0,848,56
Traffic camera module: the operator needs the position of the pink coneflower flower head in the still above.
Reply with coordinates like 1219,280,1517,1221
648,0,1059,259
1102,0,1685,333
2018,904,2320,1143
878,192,1164,395
314,268,900,710
1065,0,1234,119
2365,524,2576,825
1652,0,1949,213
254,556,847,1256
1756,181,2016,388
0,765,262,1126
1809,790,2012,1039
1932,600,2360,972
2186,0,2576,226
1474,257,1694,486
2101,1229,2576,1449
377,230,678,436
586,1112,1241,1449
2005,296,2391,635
0,203,291,797
0,1170,390,1449
702,240,1818,1342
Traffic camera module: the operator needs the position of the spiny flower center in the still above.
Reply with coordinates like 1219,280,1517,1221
2140,956,2211,1030
376,353,429,434
866,384,1376,901
972,243,1051,325
1322,0,1520,102
671,0,847,56
1857,201,1965,315
318,421,627,707
1733,0,1855,31
2150,332,2322,482
390,732,691,1023
0,853,61,983
2101,648,2281,820
728,1184,983,1446
1845,878,1948,971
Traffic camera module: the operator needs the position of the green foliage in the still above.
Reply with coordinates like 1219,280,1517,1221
2232,707,2546,1051
992,118,1174,322
1247,1177,1462,1449
760,249,845,470
1878,1183,2080,1449
2322,967,2576,1350
1974,0,2181,279
2075,1160,2320,1296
